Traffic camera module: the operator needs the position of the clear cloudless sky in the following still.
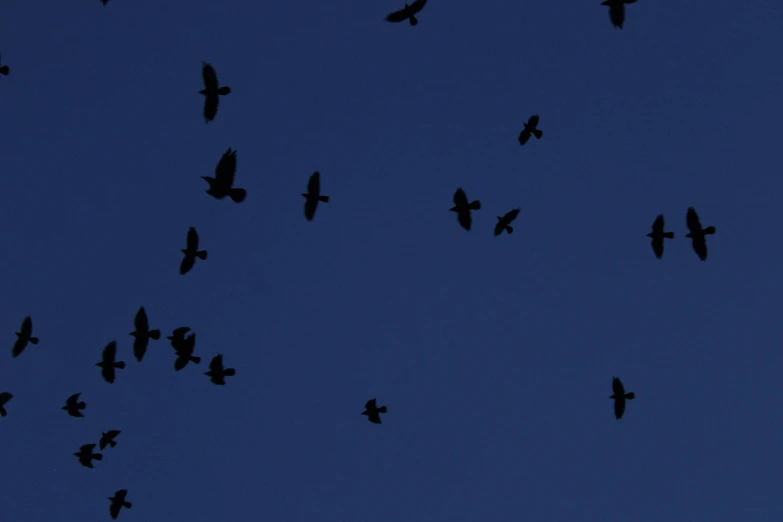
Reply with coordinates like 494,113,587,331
2,1,783,521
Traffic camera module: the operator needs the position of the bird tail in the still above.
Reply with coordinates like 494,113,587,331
217,86,231,95
190,356,201,364
93,453,103,461
506,225,514,234
625,392,635,400
229,188,247,203
663,232,674,239
115,362,126,369
409,15,418,26
532,129,543,139
318,195,330,203
78,402,86,409
28,337,39,345
378,406,387,413
123,501,132,509
109,440,117,448
224,368,236,376
149,329,161,340
469,200,481,211
0,407,6,417
0,66,8,75
196,250,208,260
703,226,716,235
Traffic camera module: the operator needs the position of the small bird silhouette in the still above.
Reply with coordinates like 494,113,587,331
685,207,716,261
73,443,103,468
494,208,521,236
180,227,208,275
173,332,200,371
647,214,674,259
130,306,161,362
609,377,635,419
100,430,121,450
108,489,132,520
96,341,125,384
385,0,428,25
63,393,87,417
202,147,247,203
204,354,236,385
199,62,231,123
0,52,9,77
362,398,387,424
0,392,12,417
601,0,637,29
450,188,481,231
12,315,39,357
302,171,330,221
518,114,543,146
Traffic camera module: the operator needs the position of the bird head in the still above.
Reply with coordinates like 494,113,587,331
301,193,308,199
646,232,653,238
198,89,207,95
685,232,693,238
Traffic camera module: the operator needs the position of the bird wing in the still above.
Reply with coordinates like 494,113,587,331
215,148,237,185
12,338,25,357
453,188,468,207
179,255,195,275
365,398,377,410
67,393,80,405
202,62,218,90
385,8,409,22
652,214,664,234
304,198,317,221
612,377,625,395
174,356,189,371
457,210,472,231
21,316,32,336
493,219,505,236
108,429,120,438
527,114,540,128
608,4,625,28
410,0,427,14
109,501,121,520
187,227,199,250
0,392,12,404
102,364,115,384
203,94,218,123
210,354,224,372
134,307,148,332
686,207,702,233
103,341,117,362
367,411,382,423
651,236,663,259
83,443,96,452
691,236,708,261
518,129,531,145
614,396,626,419
307,171,320,195
503,208,521,223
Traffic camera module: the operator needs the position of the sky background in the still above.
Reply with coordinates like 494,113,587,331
1,0,783,521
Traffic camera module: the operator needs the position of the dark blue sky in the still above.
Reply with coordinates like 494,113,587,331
2,1,782,521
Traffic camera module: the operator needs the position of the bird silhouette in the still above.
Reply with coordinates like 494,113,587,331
647,214,674,259
302,171,330,221
610,377,635,419
130,306,161,362
199,62,231,123
0,52,9,77
173,332,200,371
494,208,521,236
0,392,12,417
202,147,247,203
518,114,543,146
685,207,716,261
167,326,191,348
204,354,236,385
73,443,103,468
385,0,428,25
12,315,39,357
450,188,481,231
108,489,132,520
100,430,121,450
96,341,125,384
62,393,86,417
180,227,208,275
362,398,387,424
601,0,637,29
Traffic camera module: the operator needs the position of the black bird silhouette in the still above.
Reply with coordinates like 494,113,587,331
96,341,125,384
385,0,428,25
0,52,9,77
173,333,200,371
199,62,231,123
362,398,387,424
73,443,103,468
601,0,637,29
518,114,543,146
204,354,236,385
494,208,521,236
0,392,12,417
180,227,208,275
685,207,716,261
63,393,86,417
450,188,481,231
647,214,674,259
12,315,39,357
610,377,635,419
100,430,121,450
130,306,160,362
108,489,132,520
167,326,191,348
202,147,247,203
302,171,330,221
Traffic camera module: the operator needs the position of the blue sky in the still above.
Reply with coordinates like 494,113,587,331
2,0,783,521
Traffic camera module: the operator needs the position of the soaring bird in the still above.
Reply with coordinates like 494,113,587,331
73,443,103,468
199,62,231,123
450,188,481,231
130,306,161,362
173,333,200,371
518,114,543,146
0,52,9,77
601,0,637,29
179,227,208,275
63,393,87,417
108,489,132,520
100,430,121,450
302,171,330,221
12,316,39,357
96,341,125,384
202,147,246,203
0,392,12,417
647,214,674,259
609,377,635,419
384,0,428,26
205,354,236,385
494,208,521,236
685,207,716,261
362,398,387,424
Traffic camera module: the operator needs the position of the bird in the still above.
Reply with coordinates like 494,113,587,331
494,208,521,236
130,306,161,362
204,354,236,385
180,227,208,275
99,430,121,450
62,393,87,417
518,115,543,146
12,315,39,357
202,147,247,203
302,171,330,221
0,392,12,417
647,214,674,259
101,0,109,5
0,52,9,77
108,489,132,520
167,326,192,349
685,207,716,261
73,443,103,468
173,332,200,371
199,62,231,123
450,188,481,231
601,0,637,29
96,341,125,384
362,398,387,424
609,377,635,419
384,0,428,25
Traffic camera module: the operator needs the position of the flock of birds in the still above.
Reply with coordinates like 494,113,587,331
1,0,721,519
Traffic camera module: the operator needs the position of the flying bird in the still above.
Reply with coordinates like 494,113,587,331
362,398,387,424
100,430,121,450
73,443,103,468
62,393,87,417
108,489,132,520
204,354,236,385
601,0,637,29
494,208,521,236
610,377,635,419
302,171,330,221
12,315,39,357
647,214,674,259
180,227,208,275
0,392,12,417
450,188,481,231
96,341,125,384
173,333,200,371
518,114,543,146
0,52,9,77
202,147,247,203
130,306,161,362
199,62,231,123
385,0,428,25
685,207,716,261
